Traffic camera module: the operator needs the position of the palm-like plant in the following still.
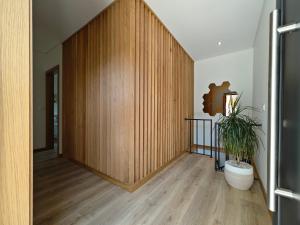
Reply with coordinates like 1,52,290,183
219,96,260,164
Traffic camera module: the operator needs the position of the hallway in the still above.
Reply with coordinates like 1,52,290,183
34,153,271,225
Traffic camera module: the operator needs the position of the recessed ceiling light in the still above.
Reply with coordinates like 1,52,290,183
218,41,222,46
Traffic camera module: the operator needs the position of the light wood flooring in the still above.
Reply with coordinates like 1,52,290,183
33,153,272,225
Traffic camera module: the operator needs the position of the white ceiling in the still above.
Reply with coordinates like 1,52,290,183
34,0,264,60
146,0,264,60
33,0,113,53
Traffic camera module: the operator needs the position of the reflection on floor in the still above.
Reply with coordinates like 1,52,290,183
33,153,272,225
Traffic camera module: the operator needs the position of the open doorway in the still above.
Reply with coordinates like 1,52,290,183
45,65,59,154
33,65,60,162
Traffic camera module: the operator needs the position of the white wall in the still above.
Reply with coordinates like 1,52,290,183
194,49,254,146
33,45,62,151
252,0,276,191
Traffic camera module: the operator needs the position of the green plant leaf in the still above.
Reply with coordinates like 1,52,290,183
218,96,262,163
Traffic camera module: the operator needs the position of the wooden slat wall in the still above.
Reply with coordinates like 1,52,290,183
63,0,193,188
0,0,32,224
63,0,135,184
133,0,194,182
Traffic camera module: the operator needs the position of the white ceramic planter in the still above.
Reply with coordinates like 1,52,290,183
224,160,254,191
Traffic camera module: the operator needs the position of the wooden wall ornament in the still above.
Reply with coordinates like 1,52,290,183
202,81,231,116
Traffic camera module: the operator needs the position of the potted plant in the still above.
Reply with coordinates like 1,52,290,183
219,96,260,190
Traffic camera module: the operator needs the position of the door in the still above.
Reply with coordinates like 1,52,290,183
0,0,32,224
45,66,59,151
268,1,300,225
46,69,54,149
278,1,300,224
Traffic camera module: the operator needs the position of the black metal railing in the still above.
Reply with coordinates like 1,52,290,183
214,122,226,171
185,118,213,158
185,118,262,172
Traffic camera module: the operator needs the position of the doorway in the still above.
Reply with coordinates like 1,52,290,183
45,65,59,155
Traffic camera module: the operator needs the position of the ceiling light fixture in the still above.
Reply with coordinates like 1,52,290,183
218,41,222,46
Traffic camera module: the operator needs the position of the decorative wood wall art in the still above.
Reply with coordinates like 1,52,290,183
202,81,231,116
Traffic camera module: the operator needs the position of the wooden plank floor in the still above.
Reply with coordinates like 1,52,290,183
33,153,272,225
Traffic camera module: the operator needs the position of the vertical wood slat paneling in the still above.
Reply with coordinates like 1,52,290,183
63,0,194,188
75,29,87,163
144,4,148,178
133,1,194,182
63,0,135,184
139,0,145,180
135,0,140,182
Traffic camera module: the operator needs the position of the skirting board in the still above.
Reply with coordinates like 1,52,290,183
67,150,188,192
253,162,273,218
33,147,50,152
253,162,267,202
129,151,187,192
192,144,225,152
